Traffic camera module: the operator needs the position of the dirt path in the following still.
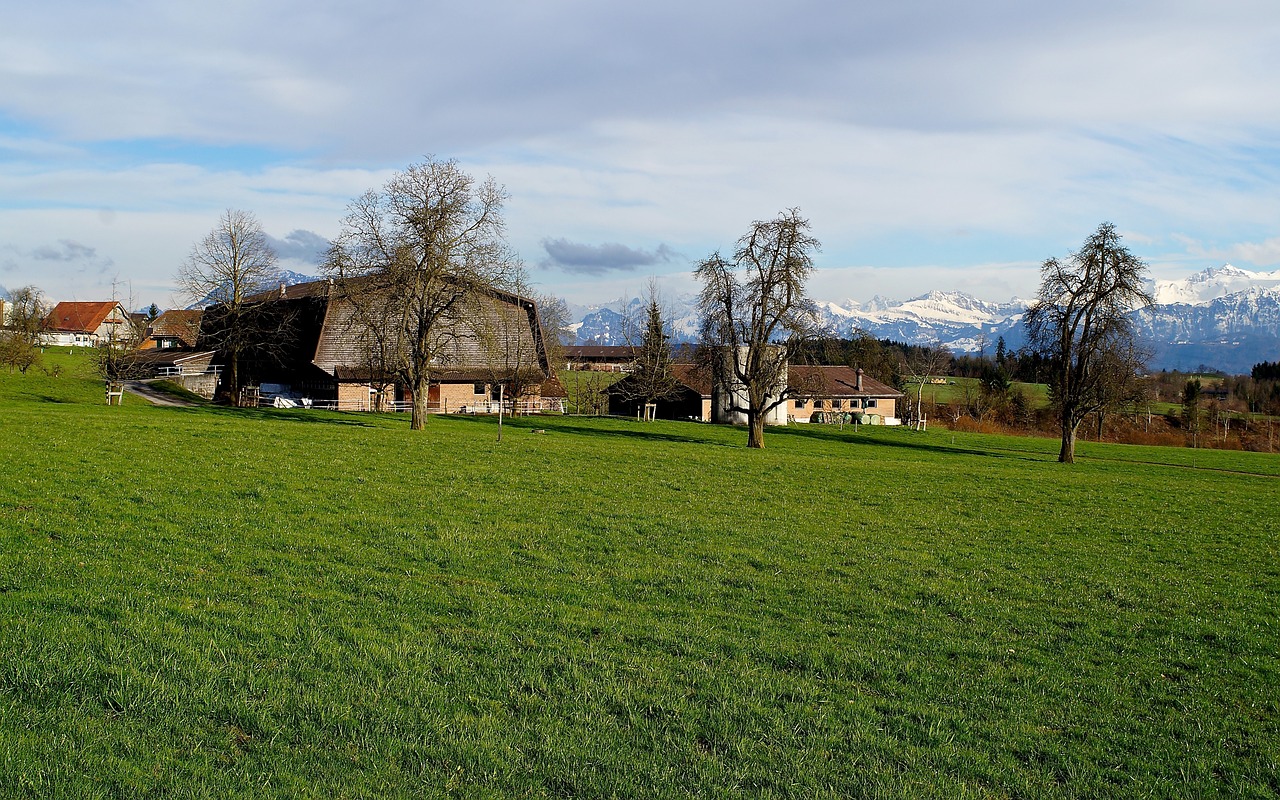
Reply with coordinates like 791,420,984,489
123,381,197,407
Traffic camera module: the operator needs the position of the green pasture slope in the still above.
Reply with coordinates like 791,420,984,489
902,377,1052,408
1,352,1277,798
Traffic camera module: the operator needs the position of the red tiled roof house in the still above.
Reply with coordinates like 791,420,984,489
42,301,130,347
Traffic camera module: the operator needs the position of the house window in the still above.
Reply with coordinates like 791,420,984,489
865,399,877,408
796,399,807,409
473,382,486,395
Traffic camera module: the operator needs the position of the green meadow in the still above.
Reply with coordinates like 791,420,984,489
1,351,1277,798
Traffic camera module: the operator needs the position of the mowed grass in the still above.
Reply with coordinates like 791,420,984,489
1,353,1277,798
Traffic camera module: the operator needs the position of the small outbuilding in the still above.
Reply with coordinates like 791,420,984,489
604,363,713,420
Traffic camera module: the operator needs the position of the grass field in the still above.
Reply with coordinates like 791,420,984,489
902,377,1052,408
2,351,1277,798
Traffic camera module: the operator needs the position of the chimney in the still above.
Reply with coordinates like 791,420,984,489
279,283,286,298
856,367,864,391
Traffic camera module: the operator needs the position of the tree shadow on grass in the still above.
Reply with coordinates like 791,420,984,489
449,414,738,447
769,424,1057,463
155,404,383,429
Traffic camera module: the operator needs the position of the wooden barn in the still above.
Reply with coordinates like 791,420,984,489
196,278,565,412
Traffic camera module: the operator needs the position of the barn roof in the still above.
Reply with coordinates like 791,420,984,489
212,276,556,386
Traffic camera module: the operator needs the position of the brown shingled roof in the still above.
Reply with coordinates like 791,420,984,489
788,365,901,398
147,309,203,347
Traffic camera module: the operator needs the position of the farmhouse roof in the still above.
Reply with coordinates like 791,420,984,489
788,365,902,398
43,301,123,333
148,309,203,347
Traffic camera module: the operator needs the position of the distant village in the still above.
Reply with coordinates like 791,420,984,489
0,283,905,426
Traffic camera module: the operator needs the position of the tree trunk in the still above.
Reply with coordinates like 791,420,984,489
747,413,766,449
1059,418,1077,463
410,374,430,430
228,355,241,407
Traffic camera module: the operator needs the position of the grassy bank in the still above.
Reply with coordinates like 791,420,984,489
1,355,1277,797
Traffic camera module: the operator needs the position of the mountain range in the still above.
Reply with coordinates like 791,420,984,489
572,265,1280,375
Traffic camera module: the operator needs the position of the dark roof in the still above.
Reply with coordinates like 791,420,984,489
671,363,712,396
788,365,902,398
605,363,713,399
121,349,216,371
244,279,337,303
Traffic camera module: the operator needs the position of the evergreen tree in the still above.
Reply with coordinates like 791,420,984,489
622,296,681,412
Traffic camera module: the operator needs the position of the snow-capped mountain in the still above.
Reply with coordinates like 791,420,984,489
572,296,701,345
572,290,1027,351
814,291,1027,347
565,264,1280,373
1151,264,1280,306
1135,286,1280,373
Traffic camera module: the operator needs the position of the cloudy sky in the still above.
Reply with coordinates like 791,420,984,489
2,0,1278,309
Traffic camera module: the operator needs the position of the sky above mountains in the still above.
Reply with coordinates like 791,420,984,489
2,1,1279,309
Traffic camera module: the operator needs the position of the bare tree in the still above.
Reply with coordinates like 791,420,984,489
1091,336,1151,439
534,291,572,375
1024,222,1153,463
0,285,49,374
900,341,951,429
696,209,821,448
325,157,518,430
177,209,281,403
472,271,551,421
96,280,147,395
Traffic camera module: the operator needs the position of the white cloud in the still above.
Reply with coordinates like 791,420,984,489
1183,236,1280,268
2,1,1279,310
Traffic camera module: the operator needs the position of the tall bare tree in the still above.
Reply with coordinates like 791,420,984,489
1025,222,1153,463
177,209,281,403
472,272,551,420
534,291,572,375
0,285,49,374
325,157,518,430
696,209,820,448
